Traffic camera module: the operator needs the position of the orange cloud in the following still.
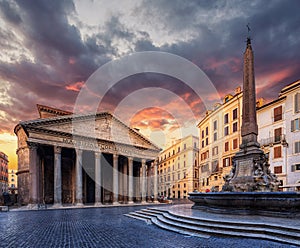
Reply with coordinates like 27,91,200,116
65,81,85,92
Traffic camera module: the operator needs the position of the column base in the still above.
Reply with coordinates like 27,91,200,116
75,202,84,207
127,201,134,204
141,201,147,204
112,201,120,205
94,202,103,207
153,200,159,204
27,204,39,210
52,203,62,209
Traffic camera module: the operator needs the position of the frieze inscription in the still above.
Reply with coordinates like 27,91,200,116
62,138,146,157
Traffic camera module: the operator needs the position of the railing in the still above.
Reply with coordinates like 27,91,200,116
259,134,286,147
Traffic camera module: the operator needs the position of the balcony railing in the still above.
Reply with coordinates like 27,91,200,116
259,134,286,147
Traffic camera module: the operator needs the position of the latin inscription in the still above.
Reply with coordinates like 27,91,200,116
236,160,252,177
62,138,145,157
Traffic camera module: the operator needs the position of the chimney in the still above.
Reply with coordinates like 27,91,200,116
235,86,242,94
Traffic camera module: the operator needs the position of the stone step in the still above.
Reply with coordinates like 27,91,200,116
162,211,300,240
155,213,300,246
125,208,300,246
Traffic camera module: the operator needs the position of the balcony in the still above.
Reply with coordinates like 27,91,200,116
259,134,287,147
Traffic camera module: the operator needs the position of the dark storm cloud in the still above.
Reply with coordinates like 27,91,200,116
0,0,21,24
0,0,300,135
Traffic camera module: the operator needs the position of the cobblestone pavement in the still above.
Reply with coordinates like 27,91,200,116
0,205,296,248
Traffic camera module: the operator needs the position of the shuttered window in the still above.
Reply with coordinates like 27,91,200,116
295,141,300,153
274,128,282,142
274,166,282,174
233,138,238,149
295,93,300,113
274,146,282,158
291,118,300,132
274,106,282,122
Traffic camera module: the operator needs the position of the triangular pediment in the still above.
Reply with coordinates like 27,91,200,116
20,112,160,151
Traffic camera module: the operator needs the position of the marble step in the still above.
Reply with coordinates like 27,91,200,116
161,211,300,240
125,208,300,246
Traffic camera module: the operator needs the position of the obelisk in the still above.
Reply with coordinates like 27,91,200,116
223,33,279,192
241,37,259,147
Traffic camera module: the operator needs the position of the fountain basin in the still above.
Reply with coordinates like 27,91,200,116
189,191,300,217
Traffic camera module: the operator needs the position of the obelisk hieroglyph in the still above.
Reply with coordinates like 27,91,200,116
223,33,279,192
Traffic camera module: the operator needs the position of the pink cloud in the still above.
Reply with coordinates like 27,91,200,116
65,81,85,92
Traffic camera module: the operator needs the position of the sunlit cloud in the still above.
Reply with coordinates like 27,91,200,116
65,81,85,92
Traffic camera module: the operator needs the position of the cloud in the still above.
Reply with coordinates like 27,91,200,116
0,0,299,143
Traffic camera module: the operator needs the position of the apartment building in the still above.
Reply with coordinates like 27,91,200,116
258,80,300,187
157,135,199,198
197,87,243,192
0,151,8,193
197,80,300,192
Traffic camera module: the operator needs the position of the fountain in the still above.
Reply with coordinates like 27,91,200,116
189,33,300,217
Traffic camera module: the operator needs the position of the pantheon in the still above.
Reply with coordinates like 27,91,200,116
14,104,160,208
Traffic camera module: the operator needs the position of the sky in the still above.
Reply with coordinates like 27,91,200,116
0,0,300,169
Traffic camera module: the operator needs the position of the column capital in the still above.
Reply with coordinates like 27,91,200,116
54,146,62,154
76,148,83,157
128,157,133,163
27,142,38,150
141,159,146,165
113,153,119,159
95,151,101,159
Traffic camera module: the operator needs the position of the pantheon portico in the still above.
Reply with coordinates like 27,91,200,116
14,105,160,208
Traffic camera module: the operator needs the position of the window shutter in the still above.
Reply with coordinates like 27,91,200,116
295,93,300,113
291,165,295,172
291,120,295,132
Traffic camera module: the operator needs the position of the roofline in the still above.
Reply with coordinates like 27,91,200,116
197,91,243,127
37,104,73,116
280,79,300,95
256,96,286,110
16,111,161,151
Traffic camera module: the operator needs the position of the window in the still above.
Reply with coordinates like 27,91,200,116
213,132,217,141
212,160,219,173
183,161,186,167
233,138,238,149
295,93,300,113
274,166,282,174
178,163,180,169
223,157,231,167
274,128,282,142
274,146,282,158
224,126,229,136
213,120,217,130
295,141,300,154
201,130,204,138
233,108,238,120
212,146,218,156
291,164,300,171
224,113,229,124
232,122,238,132
205,126,208,136
225,142,229,152
202,140,204,148
184,144,186,150
206,137,208,146
291,118,300,132
194,142,197,148
274,106,282,122
184,183,186,188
